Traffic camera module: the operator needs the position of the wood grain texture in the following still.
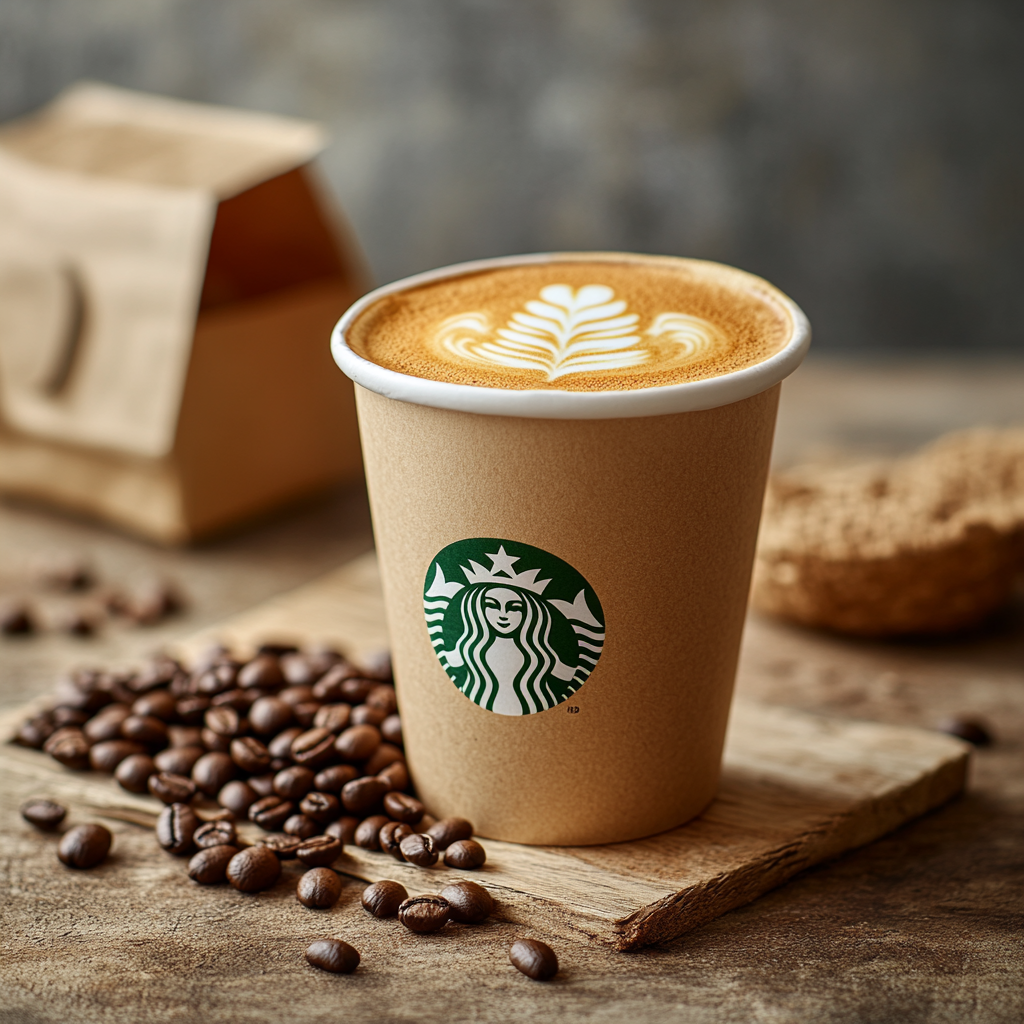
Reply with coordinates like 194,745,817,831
2,553,968,951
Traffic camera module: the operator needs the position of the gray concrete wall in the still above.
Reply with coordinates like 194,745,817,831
2,0,1022,353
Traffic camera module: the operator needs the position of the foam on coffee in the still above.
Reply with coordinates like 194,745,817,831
346,256,794,392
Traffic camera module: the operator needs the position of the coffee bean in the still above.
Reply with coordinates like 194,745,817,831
226,845,281,892
273,765,316,800
444,839,486,870
297,867,342,909
353,815,390,850
284,814,320,839
194,820,237,849
52,706,90,728
250,796,294,831
325,817,359,845
305,938,360,974
16,716,54,749
441,881,494,924
230,736,271,774
361,879,408,918
381,714,402,746
156,803,198,856
238,654,285,690
192,752,235,797
309,665,352,702
211,689,252,714
398,895,450,934
299,792,340,824
44,728,92,770
258,833,303,858
58,824,111,869
377,761,409,793
313,703,352,733
88,739,145,773
426,817,474,850
187,844,238,884
83,705,132,743
399,833,438,867
379,821,414,860
174,697,209,725
334,724,381,762
120,714,168,746
131,691,177,722
509,938,558,980
249,697,293,736
168,724,205,747
204,706,241,738
938,716,993,746
313,765,359,793
383,792,424,825
218,780,258,818
365,685,397,715
349,704,386,727
114,753,156,793
248,773,276,797
20,798,66,830
154,745,204,776
279,685,315,707
364,744,404,776
295,835,344,868
148,771,196,804
341,776,388,815
291,727,337,769
0,601,35,635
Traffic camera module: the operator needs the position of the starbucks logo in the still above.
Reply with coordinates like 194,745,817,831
423,538,605,716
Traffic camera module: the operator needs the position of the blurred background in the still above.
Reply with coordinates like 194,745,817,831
2,0,1022,356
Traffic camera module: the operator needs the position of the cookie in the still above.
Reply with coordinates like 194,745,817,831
751,428,1024,636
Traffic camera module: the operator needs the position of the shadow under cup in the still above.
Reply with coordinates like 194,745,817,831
332,252,810,846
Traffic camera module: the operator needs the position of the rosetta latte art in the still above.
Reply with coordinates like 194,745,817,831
433,283,725,382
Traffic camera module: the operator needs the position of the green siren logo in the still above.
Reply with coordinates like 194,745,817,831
423,538,605,716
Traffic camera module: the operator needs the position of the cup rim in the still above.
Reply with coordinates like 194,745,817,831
331,251,811,419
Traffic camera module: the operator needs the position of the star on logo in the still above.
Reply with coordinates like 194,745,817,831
484,546,519,577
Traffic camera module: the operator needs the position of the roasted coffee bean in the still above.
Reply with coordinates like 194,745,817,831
509,938,558,981
16,716,54,749
45,728,92,770
349,704,386,728
377,761,409,793
114,753,156,793
204,706,240,738
341,776,388,815
305,938,360,974
325,817,359,845
156,803,198,856
379,821,413,860
441,881,494,924
938,716,993,746
174,696,209,725
187,844,238,884
399,833,438,867
192,669,230,697
167,724,204,748
339,677,375,704
279,653,319,687
194,819,237,849
426,817,474,850
120,714,167,746
310,664,354,702
250,796,294,831
299,792,340,824
249,697,292,736
248,773,276,797
295,835,343,868
267,727,302,759
353,814,390,850
0,601,35,635
238,654,285,690
284,814,320,839
273,765,316,800
218,780,258,817
58,824,111,869
445,839,486,870
199,729,230,753
83,705,132,743
20,798,66,830
279,685,315,706
89,739,144,773
53,672,111,713
334,724,381,762
226,845,281,892
259,833,304,858
191,752,235,797
365,685,398,715
398,895,450,933
154,745,204,776
211,689,253,714
148,771,196,804
291,728,337,769
131,691,177,722
364,744,404,776
297,867,342,909
293,702,322,728
313,703,351,733
359,650,393,681
380,714,402,746
313,764,359,793
361,879,408,918
230,736,271,774
52,706,90,728
383,792,424,825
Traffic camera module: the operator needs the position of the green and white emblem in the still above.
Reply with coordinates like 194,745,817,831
423,538,605,716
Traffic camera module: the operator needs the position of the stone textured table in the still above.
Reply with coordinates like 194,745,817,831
1,358,1022,1024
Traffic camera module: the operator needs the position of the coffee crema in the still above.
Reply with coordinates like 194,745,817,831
346,256,793,392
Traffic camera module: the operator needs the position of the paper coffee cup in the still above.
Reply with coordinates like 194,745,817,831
332,253,809,845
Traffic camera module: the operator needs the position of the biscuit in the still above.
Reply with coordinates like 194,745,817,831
751,428,1024,636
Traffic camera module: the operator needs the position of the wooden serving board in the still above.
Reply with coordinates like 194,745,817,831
1,553,969,951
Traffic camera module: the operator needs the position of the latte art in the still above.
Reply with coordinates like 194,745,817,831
433,284,725,382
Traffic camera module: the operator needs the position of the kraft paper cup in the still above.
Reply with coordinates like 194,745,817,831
332,252,809,846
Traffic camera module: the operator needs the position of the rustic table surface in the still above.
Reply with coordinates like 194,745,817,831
1,357,1022,1024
